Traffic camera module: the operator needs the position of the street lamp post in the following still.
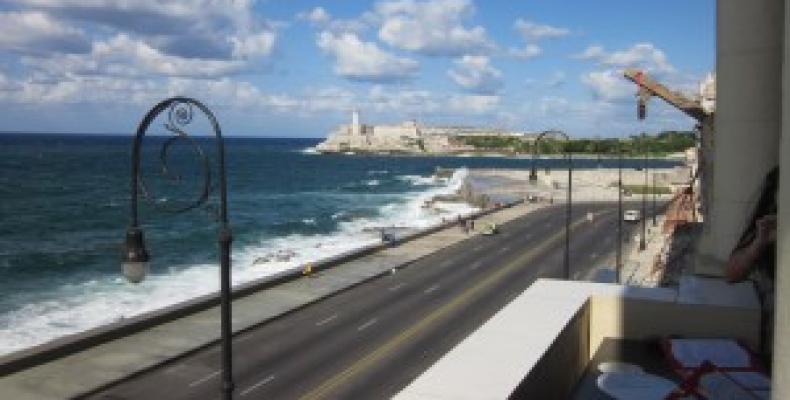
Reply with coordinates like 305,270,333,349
565,151,572,280
529,141,538,183
652,172,657,227
121,97,235,400
640,133,647,251
616,142,623,284
529,130,571,279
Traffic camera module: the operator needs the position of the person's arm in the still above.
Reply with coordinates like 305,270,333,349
725,215,777,282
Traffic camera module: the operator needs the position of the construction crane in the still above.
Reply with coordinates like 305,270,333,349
623,68,714,225
623,68,709,122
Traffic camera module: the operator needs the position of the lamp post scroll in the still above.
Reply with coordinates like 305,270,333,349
121,97,235,400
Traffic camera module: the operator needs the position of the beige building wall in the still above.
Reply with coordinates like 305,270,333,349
773,2,790,398
697,0,784,274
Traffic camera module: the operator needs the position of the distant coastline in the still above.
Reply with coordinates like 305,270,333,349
314,110,697,159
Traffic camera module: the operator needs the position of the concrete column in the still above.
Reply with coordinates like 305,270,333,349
772,3,790,398
697,0,784,274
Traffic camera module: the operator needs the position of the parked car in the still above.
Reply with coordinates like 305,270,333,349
623,210,641,222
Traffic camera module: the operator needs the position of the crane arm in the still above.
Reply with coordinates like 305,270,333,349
623,68,708,122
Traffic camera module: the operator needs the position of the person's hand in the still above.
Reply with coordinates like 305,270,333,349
755,214,777,246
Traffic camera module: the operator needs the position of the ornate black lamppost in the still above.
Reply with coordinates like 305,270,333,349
530,130,563,183
121,97,235,400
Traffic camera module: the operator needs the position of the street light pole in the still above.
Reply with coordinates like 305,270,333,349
640,133,647,251
529,140,538,183
617,142,623,284
652,172,657,227
565,151,572,280
121,97,235,400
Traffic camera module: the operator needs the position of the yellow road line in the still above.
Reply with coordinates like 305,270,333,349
299,210,610,400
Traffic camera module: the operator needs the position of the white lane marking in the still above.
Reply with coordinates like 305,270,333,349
471,260,484,270
388,283,405,292
240,375,275,396
316,314,338,327
497,245,510,254
357,318,378,331
189,370,220,387
589,252,598,260
424,284,440,294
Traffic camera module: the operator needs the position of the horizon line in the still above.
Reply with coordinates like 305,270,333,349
0,131,325,140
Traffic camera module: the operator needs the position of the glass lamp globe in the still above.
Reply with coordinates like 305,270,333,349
122,228,150,284
122,260,149,284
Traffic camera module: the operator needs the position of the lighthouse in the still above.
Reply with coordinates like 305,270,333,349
351,109,361,136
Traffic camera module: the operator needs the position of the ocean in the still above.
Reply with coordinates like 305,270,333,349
0,133,680,355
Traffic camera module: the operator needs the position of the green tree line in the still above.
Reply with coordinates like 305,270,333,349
458,131,696,155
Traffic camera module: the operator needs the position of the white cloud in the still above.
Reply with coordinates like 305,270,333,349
448,55,502,95
575,43,674,74
508,44,542,60
0,11,90,54
317,31,418,82
10,0,277,61
298,7,331,25
580,70,634,102
507,19,567,61
297,6,371,33
230,31,276,59
0,70,310,113
575,43,682,105
376,0,495,56
368,85,439,113
514,19,570,42
0,1,282,111
299,86,357,112
24,34,247,79
574,45,605,60
447,94,500,114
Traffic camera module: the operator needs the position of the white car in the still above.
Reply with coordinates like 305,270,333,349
623,210,641,222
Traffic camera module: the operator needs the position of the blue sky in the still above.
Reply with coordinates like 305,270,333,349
0,0,714,138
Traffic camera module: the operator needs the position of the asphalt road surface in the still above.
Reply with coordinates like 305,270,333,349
87,201,652,400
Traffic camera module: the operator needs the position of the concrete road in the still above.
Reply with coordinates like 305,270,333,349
87,202,649,400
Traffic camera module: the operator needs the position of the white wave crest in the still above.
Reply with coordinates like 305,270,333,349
397,174,438,186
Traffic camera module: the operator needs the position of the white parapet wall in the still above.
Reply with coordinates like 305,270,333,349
395,278,760,400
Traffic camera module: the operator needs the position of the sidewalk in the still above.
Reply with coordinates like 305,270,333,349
0,202,540,400
621,214,669,287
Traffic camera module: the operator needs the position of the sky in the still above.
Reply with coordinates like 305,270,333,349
0,0,715,138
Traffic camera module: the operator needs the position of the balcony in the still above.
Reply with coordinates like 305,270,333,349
396,276,761,399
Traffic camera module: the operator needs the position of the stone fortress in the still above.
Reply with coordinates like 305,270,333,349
315,110,524,154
